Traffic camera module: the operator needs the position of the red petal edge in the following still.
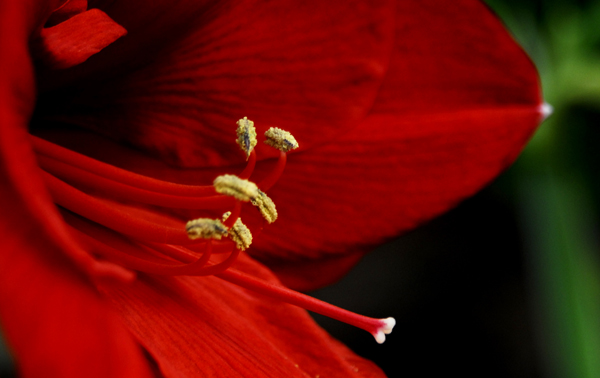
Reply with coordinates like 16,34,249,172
32,8,127,70
250,0,544,290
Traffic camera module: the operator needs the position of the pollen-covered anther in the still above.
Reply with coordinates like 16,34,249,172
236,117,257,159
222,212,252,250
264,127,299,153
185,218,228,240
251,190,277,224
213,174,259,202
372,317,396,344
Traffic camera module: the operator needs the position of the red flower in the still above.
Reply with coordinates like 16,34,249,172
0,0,544,377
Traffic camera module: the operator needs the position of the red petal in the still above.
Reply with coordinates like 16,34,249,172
0,193,153,378
97,252,386,378
32,8,127,70
372,0,541,114
0,87,153,378
249,0,543,290
36,0,395,166
0,2,151,376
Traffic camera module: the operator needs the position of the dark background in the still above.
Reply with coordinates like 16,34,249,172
312,187,541,377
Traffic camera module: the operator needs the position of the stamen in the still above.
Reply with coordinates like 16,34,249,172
143,238,232,256
222,212,252,250
258,127,297,190
222,200,242,229
251,189,277,224
264,127,299,153
77,227,240,276
214,174,258,202
33,118,397,344
44,172,195,245
258,151,286,191
236,117,257,160
186,218,228,240
32,135,255,196
70,224,211,275
139,240,206,259
39,155,235,209
64,211,241,276
238,149,257,179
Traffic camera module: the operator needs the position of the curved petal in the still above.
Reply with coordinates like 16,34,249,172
31,9,127,70
248,0,543,290
97,252,386,378
0,2,152,376
34,0,395,167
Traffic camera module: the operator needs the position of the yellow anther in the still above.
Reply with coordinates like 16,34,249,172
236,117,257,159
185,218,228,240
251,190,277,224
264,127,299,153
213,174,258,202
222,212,252,250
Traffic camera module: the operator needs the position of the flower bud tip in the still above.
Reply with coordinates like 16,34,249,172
539,102,553,122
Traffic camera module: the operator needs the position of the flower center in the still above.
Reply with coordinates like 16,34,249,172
32,118,395,343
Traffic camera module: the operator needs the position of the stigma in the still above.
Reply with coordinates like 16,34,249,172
32,117,395,344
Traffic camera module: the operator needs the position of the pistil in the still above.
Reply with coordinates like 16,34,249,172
34,117,395,343
217,270,395,344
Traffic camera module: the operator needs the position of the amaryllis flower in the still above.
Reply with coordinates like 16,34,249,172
0,0,545,377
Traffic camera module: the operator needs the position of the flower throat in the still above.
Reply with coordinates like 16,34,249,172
32,117,395,344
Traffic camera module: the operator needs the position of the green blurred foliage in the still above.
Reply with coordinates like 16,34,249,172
486,1,600,377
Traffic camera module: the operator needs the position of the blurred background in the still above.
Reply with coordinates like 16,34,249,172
2,0,600,377
312,0,600,377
